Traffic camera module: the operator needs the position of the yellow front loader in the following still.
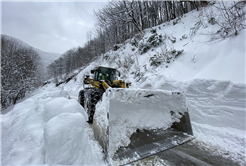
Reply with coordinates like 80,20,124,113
78,66,131,123
78,66,193,165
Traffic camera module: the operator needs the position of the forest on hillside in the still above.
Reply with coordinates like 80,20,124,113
1,1,245,109
46,1,210,79
46,1,245,80
1,35,43,109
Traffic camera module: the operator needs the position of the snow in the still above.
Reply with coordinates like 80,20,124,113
33,48,61,68
138,78,245,163
1,87,105,165
44,113,96,165
93,88,190,164
2,3,246,166
185,79,246,162
1,34,61,69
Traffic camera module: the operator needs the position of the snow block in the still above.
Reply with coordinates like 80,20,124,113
44,97,87,122
40,89,70,99
44,113,95,165
93,88,193,165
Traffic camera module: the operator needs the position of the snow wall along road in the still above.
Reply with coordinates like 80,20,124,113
93,88,194,165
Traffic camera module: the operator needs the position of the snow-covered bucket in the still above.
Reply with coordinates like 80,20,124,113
93,88,194,165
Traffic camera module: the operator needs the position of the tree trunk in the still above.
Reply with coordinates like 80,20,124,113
13,89,24,105
123,1,142,32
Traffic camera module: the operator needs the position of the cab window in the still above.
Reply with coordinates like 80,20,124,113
94,71,99,81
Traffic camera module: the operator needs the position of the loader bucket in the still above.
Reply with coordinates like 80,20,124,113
93,88,194,165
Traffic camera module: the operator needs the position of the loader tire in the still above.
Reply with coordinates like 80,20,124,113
84,88,104,123
78,90,85,107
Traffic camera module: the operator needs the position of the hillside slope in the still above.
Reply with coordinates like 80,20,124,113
32,48,61,69
1,3,245,166
1,34,61,69
63,5,245,163
84,10,245,84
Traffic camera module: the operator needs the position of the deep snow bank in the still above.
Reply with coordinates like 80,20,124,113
137,77,246,164
1,88,102,165
44,113,96,165
185,79,246,162
2,3,245,165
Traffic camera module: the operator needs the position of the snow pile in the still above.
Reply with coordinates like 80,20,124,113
138,78,246,163
43,97,87,122
93,88,190,164
1,88,103,165
60,10,245,162
185,79,246,161
2,2,245,165
44,113,95,165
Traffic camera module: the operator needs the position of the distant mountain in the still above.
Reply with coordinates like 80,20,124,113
32,48,61,68
2,34,61,69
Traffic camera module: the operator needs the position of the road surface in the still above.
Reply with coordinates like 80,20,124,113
129,142,240,166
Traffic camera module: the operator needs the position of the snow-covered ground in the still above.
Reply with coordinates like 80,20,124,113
2,3,245,166
1,86,106,165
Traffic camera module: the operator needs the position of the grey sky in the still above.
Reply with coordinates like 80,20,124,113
1,1,108,54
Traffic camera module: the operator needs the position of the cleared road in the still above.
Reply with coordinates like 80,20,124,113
129,142,240,166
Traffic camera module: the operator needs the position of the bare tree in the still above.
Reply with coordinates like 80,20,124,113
1,35,42,109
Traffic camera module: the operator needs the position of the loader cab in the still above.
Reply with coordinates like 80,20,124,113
92,66,117,82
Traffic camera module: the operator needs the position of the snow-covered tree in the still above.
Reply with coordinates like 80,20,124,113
1,35,42,109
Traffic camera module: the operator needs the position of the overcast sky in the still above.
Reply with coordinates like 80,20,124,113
1,1,109,54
